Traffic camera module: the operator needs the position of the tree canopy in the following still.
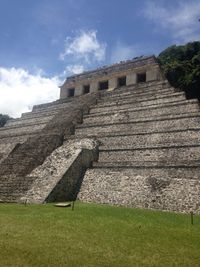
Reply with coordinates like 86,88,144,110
157,41,200,99
0,114,11,127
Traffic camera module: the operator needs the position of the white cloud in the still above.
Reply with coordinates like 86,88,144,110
60,30,106,63
0,67,60,118
143,0,200,42
65,64,84,75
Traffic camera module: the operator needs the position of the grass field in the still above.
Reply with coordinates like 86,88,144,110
0,202,200,267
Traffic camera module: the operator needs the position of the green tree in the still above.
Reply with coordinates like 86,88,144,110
157,41,200,99
0,114,11,127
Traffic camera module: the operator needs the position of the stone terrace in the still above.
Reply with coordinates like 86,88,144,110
0,94,99,202
0,98,73,164
76,80,200,214
0,79,200,214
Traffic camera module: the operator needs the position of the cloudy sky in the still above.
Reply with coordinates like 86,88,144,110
0,0,200,117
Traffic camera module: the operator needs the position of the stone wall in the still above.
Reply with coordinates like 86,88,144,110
78,168,200,214
20,139,99,203
60,56,163,99
0,92,99,177
77,80,200,214
0,92,100,202
1,62,200,214
66,56,156,83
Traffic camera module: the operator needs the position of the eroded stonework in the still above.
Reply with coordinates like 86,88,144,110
0,56,199,215
78,168,200,213
60,56,162,98
20,139,98,203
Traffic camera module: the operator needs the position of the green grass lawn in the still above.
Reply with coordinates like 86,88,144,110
0,202,200,267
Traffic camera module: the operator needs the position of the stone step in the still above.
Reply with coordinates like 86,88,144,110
20,100,194,125
0,176,35,189
81,112,200,130
0,195,22,203
78,167,200,213
97,129,200,150
2,121,48,134
0,131,40,141
0,187,32,202
19,84,172,120
21,109,59,119
31,101,71,113
99,86,177,103
0,184,31,191
75,118,200,138
100,80,171,99
0,188,34,203
98,145,200,163
0,135,30,144
21,103,70,119
97,92,186,108
21,92,98,119
90,98,198,116
77,102,200,128
6,115,53,127
32,98,72,111
91,93,186,114
3,119,49,131
92,161,200,168
21,108,60,119
0,123,45,138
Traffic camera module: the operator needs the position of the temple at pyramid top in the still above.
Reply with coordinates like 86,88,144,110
60,55,163,99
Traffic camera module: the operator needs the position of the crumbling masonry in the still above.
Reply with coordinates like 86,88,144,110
0,55,200,214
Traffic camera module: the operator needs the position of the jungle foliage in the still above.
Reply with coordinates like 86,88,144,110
157,41,200,99
0,114,11,127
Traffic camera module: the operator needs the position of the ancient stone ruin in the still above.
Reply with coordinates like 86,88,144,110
0,55,200,214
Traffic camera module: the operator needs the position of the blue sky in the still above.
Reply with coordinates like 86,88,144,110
0,0,200,117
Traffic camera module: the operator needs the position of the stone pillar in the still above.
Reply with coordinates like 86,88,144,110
60,87,68,99
126,72,137,85
74,85,83,96
146,68,159,82
108,77,117,90
90,82,98,93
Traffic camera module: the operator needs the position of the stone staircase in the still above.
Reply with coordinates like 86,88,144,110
0,79,200,213
0,98,73,164
76,80,200,213
0,94,99,202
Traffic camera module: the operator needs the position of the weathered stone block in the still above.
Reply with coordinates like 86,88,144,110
20,139,99,203
78,167,200,214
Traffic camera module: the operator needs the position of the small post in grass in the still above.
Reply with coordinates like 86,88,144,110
190,211,194,225
72,201,75,211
